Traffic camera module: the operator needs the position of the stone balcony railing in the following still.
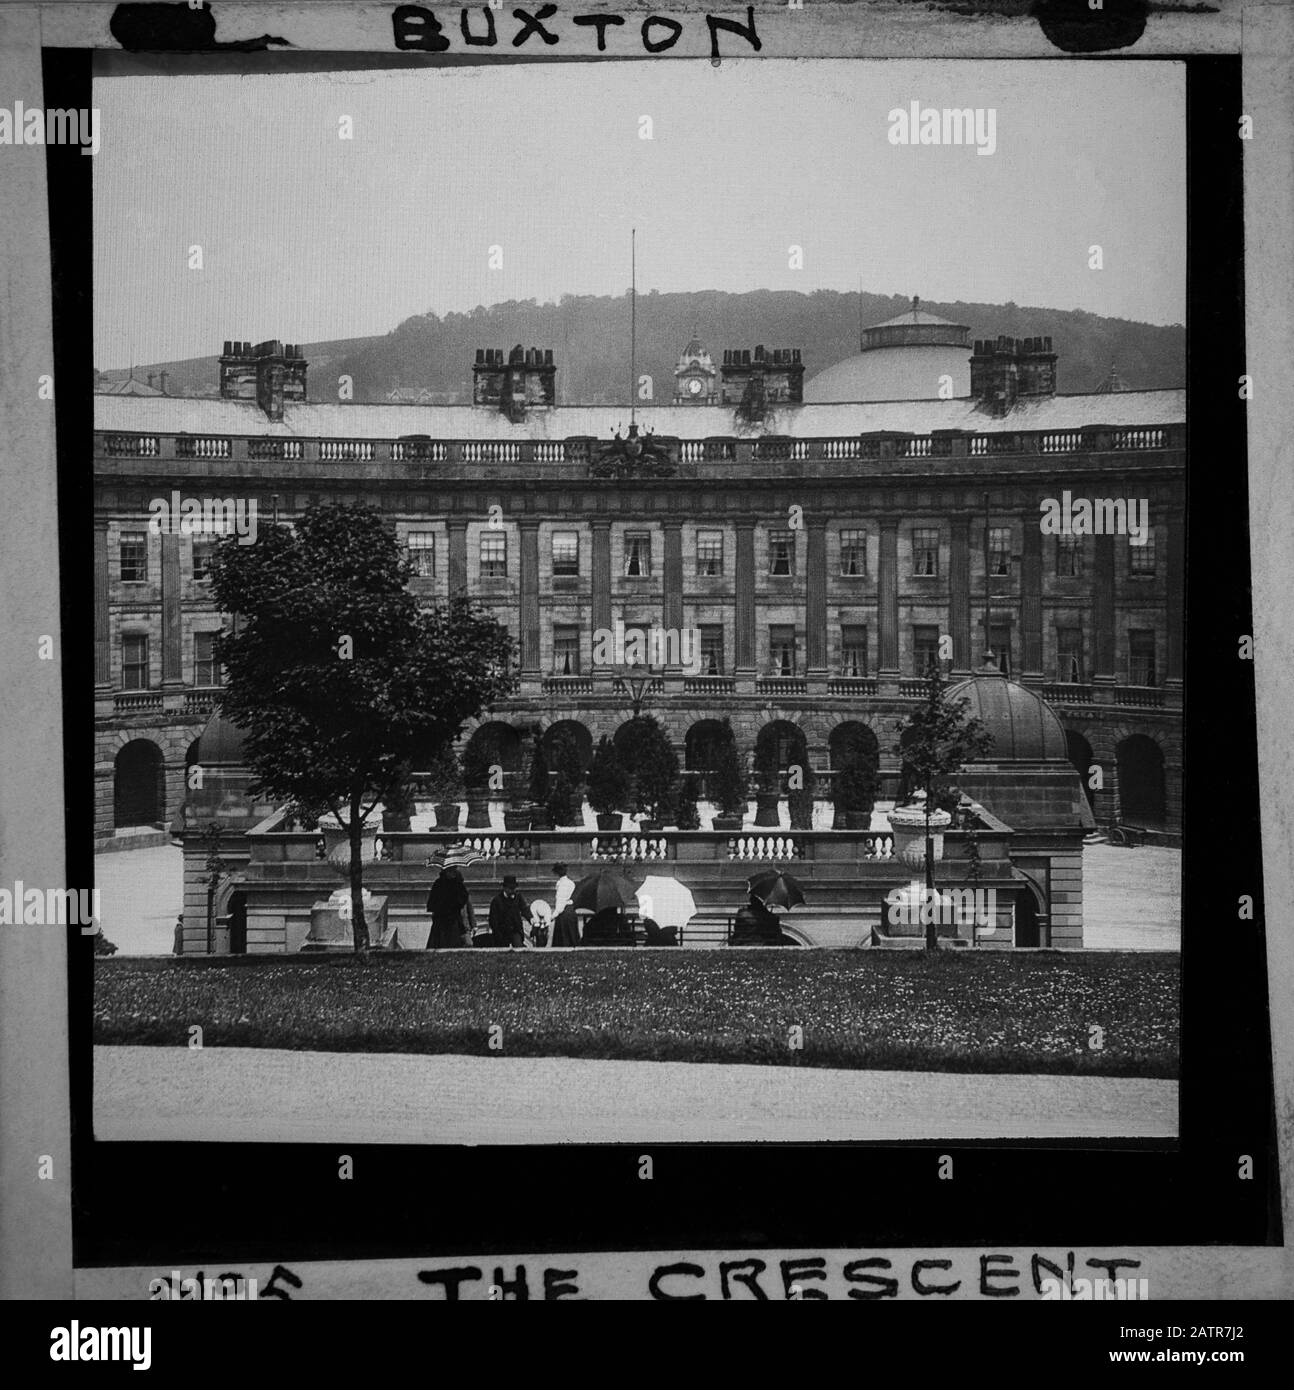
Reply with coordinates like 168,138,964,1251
95,421,1185,480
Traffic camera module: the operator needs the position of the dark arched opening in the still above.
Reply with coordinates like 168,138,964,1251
1117,734,1166,826
541,720,593,775
114,739,164,828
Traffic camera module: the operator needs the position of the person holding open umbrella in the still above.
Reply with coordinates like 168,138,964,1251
570,866,639,946
731,869,804,946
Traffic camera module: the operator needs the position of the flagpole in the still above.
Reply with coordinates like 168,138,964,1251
630,227,637,428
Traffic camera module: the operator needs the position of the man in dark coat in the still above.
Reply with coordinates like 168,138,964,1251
488,874,532,949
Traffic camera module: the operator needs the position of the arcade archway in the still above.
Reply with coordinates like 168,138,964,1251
114,739,164,828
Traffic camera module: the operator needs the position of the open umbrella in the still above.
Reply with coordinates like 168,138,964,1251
426,842,492,871
747,868,806,910
635,875,698,930
569,866,642,914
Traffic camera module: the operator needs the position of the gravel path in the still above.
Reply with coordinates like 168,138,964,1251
94,1046,1176,1143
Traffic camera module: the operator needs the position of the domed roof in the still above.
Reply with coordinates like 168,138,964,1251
804,297,972,403
195,709,250,765
944,664,1069,762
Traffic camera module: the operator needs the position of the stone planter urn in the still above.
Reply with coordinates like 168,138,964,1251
464,790,491,829
503,807,532,832
434,802,462,830
754,791,781,827
889,797,952,869
529,804,552,831
640,818,663,833
712,814,744,832
322,823,379,869
596,812,624,832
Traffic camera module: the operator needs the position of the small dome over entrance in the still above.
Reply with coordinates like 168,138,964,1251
944,663,1069,763
194,710,249,766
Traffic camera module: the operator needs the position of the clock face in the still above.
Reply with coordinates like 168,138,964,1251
687,378,703,396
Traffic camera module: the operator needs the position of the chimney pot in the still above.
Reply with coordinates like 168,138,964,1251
545,349,553,366
222,340,232,357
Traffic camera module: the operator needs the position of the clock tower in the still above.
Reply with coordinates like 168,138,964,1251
673,332,717,404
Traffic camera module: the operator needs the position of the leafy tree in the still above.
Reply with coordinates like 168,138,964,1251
893,668,994,949
209,503,516,950
788,763,816,830
586,736,630,816
424,746,465,804
674,774,702,831
615,716,679,821
461,738,492,790
526,740,551,806
709,719,747,820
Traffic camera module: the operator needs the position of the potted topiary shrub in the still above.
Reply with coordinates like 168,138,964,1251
674,773,702,831
546,769,576,828
753,741,782,828
833,758,876,831
425,747,464,830
617,716,679,831
526,741,552,830
587,735,630,832
547,728,586,826
788,762,816,830
381,768,416,833
503,774,532,832
461,739,492,830
709,719,747,831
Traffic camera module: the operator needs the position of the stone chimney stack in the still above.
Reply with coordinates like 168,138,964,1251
219,339,308,418
970,335,1056,415
473,345,556,420
719,345,804,418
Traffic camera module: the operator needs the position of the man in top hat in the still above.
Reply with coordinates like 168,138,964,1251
488,873,532,949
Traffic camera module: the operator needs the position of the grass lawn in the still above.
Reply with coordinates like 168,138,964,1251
93,949,1179,1077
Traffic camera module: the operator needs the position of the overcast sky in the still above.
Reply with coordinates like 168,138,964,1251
93,60,1184,368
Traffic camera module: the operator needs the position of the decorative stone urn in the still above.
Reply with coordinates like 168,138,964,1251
888,793,952,869
322,824,379,869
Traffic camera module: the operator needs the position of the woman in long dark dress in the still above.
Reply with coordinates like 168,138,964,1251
425,866,474,949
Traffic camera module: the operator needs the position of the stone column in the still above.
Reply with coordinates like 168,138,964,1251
448,519,467,595
1163,508,1184,709
94,520,111,689
662,520,684,687
805,517,827,690
1092,532,1116,702
734,522,756,691
519,521,540,679
591,520,612,686
1020,520,1043,685
160,532,183,687
878,518,899,695
949,516,971,677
